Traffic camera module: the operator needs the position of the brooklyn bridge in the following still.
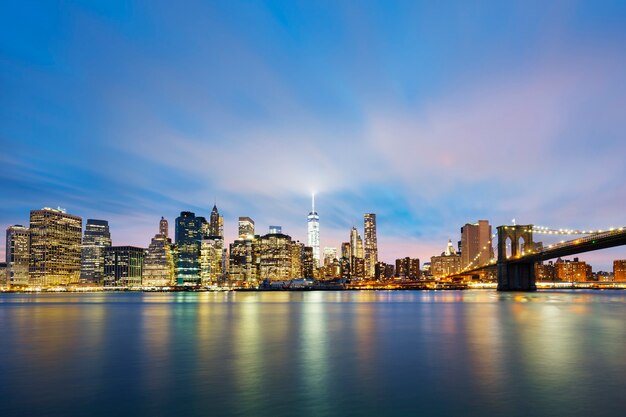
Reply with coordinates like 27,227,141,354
448,224,626,291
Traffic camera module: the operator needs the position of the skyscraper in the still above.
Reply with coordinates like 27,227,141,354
104,246,145,287
210,205,224,238
349,227,364,279
80,219,112,284
143,217,175,287
175,211,203,285
29,207,82,287
323,247,337,267
5,225,30,287
259,227,293,281
460,220,494,270
307,193,320,267
238,217,255,239
364,213,378,279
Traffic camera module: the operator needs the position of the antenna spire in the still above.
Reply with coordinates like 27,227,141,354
312,192,315,213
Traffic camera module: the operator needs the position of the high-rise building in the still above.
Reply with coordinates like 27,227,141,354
375,262,395,280
143,217,175,287
430,239,461,278
29,207,82,287
0,262,6,286
200,237,223,285
238,217,255,239
175,211,203,285
104,246,145,287
323,247,337,267
210,205,224,238
349,227,364,278
160,216,168,237
364,214,378,279
229,238,254,284
614,260,626,282
6,225,30,287
291,242,304,278
80,219,112,284
259,228,293,281
396,257,420,279
460,220,494,270
302,246,315,279
307,194,320,267
341,242,351,260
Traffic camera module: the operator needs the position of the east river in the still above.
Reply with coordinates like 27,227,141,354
1,290,625,417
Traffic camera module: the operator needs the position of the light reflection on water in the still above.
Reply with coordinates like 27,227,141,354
1,290,625,417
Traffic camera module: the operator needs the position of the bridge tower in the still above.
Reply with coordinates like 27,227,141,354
497,225,536,291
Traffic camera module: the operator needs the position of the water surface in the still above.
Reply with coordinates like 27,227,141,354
1,290,625,417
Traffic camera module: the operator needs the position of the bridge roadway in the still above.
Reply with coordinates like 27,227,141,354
511,228,626,263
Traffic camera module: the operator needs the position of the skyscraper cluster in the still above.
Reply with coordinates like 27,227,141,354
4,200,384,288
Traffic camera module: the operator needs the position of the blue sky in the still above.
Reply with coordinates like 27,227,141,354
2,1,626,269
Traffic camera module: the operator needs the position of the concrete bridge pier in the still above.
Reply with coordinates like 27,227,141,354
497,260,537,291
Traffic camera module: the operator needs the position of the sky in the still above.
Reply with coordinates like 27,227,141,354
1,1,626,270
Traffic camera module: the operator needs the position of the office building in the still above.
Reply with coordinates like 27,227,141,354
430,240,461,278
460,220,494,270
238,217,255,239
364,213,378,279
29,207,82,287
229,238,254,284
323,247,337,267
307,194,320,267
175,211,203,285
258,228,293,281
80,219,111,284
6,225,30,286
143,217,175,287
210,205,224,238
104,246,144,287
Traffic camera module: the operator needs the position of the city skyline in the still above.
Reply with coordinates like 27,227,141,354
2,2,626,270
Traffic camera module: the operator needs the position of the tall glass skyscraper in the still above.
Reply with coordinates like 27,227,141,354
307,193,320,267
364,213,378,279
80,219,112,284
175,211,202,285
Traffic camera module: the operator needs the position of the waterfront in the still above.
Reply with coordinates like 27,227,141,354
1,290,625,417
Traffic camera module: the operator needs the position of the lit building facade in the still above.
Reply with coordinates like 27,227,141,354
6,225,30,286
395,257,420,279
430,240,461,278
555,258,591,282
364,213,378,279
460,220,494,270
307,194,320,267
535,261,556,281
210,205,224,238
29,207,82,287
323,247,337,267
229,238,254,284
175,211,203,285
200,237,223,285
259,229,293,281
80,219,111,284
142,217,175,287
104,246,145,287
302,246,315,279
238,217,255,239
615,260,626,282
